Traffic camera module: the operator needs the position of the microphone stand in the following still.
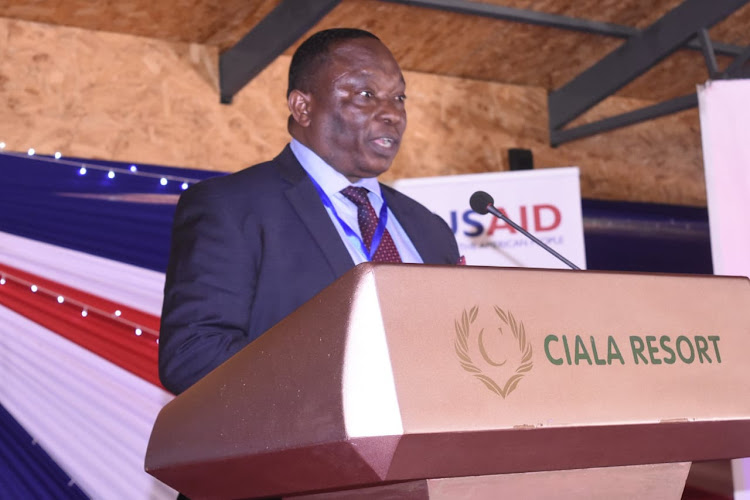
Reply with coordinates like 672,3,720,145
484,204,581,270
469,190,581,270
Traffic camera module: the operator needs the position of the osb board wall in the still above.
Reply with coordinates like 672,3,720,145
0,17,706,205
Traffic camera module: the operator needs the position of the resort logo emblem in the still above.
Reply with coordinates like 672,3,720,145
454,306,534,398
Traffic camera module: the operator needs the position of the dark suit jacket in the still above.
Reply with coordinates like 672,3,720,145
158,145,459,394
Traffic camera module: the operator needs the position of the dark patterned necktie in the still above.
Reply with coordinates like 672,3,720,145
340,186,402,263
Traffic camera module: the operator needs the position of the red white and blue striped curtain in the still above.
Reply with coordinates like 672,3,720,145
0,151,221,498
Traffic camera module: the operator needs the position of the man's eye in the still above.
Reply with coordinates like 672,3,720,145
396,94,407,102
358,90,373,98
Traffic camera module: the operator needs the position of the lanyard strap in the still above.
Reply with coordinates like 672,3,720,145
308,176,389,262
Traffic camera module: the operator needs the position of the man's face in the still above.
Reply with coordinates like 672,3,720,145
292,38,407,183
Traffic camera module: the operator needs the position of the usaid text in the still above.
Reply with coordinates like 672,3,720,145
450,204,561,236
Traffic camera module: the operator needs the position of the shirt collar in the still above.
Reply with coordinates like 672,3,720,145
290,139,382,199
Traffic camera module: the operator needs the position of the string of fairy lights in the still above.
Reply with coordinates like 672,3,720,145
0,142,203,190
0,142,206,343
0,268,159,341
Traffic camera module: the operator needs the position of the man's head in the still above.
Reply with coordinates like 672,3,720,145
287,28,407,183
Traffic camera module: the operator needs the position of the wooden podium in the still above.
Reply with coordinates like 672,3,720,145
145,264,750,499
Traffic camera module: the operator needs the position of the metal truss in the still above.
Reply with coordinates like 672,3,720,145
219,0,341,104
547,0,750,146
218,0,749,148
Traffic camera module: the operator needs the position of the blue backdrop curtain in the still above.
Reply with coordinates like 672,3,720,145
0,403,88,499
582,198,712,274
0,152,220,272
1,151,712,276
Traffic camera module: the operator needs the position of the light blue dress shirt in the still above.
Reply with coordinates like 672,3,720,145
289,139,423,265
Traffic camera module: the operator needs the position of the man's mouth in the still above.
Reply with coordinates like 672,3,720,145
372,137,399,149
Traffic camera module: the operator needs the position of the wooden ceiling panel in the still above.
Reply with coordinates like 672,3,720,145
288,0,504,76
202,0,280,48
279,0,626,91
283,0,619,89
476,0,683,28
0,0,280,45
458,24,623,90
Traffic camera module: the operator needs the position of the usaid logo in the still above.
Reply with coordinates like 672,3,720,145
449,204,562,237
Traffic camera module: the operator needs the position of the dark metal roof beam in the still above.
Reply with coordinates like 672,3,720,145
550,40,750,146
550,94,697,146
548,0,748,132
380,0,746,56
722,44,750,77
382,0,637,38
697,28,720,78
219,0,341,104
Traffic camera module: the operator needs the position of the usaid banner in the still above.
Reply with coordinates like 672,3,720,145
394,168,586,269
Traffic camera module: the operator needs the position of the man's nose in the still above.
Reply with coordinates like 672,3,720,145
378,98,406,125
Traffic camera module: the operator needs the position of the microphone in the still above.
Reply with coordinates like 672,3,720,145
469,190,581,270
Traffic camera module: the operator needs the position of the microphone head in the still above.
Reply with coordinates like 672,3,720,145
470,191,494,214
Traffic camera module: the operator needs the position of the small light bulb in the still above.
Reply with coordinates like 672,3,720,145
114,310,122,317
108,171,115,179
155,338,159,345
28,148,35,156
160,178,168,186
0,278,5,285
54,152,62,159
57,296,65,304
81,309,88,317
30,285,38,292
181,182,189,190
0,142,6,149
130,165,138,172
135,328,143,336
79,167,87,175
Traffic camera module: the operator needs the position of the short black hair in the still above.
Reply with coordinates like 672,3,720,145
287,28,380,97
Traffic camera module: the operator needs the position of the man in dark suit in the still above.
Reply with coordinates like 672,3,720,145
158,28,459,396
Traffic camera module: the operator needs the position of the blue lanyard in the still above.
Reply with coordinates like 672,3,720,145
308,176,389,261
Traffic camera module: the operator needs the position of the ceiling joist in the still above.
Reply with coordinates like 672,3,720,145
551,94,698,145
548,0,750,146
723,43,750,77
219,0,341,104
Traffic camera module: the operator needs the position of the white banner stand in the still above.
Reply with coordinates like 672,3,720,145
698,78,750,499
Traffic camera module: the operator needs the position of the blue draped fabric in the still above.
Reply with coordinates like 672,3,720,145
0,404,89,499
0,152,222,273
582,198,712,274
0,151,712,275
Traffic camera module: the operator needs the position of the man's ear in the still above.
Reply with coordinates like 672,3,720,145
288,90,312,127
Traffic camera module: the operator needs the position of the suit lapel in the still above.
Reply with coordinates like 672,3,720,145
382,186,440,264
276,146,355,278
